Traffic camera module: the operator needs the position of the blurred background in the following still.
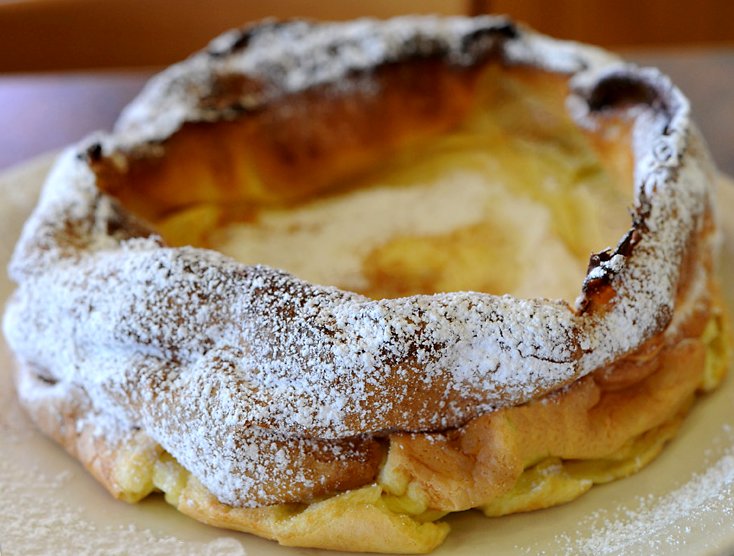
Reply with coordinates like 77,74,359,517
0,0,733,71
0,0,733,172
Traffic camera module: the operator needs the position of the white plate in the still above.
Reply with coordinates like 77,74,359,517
2,154,734,556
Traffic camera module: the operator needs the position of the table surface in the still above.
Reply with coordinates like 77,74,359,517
1,47,733,175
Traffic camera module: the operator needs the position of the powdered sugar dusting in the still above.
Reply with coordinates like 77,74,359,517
212,170,491,291
549,426,734,555
211,168,589,303
114,16,618,148
1,16,720,510
0,459,246,556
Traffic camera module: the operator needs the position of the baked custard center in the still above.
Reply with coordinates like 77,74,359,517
153,69,633,302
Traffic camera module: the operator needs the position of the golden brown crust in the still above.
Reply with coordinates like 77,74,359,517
11,278,728,552
383,334,707,511
93,60,484,222
3,16,730,554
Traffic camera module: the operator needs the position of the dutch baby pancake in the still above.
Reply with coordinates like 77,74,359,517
2,16,729,554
